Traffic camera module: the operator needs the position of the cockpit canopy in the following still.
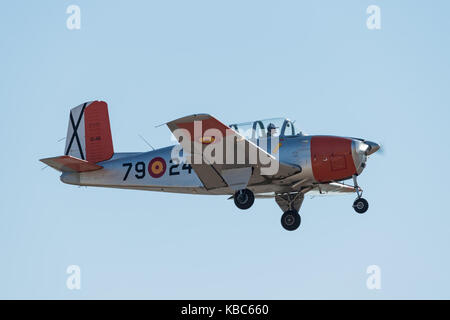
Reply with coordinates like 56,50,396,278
229,118,299,140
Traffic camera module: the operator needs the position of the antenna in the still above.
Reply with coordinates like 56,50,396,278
138,134,156,151
42,137,66,170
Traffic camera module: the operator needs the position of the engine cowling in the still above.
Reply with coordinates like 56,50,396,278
310,136,357,183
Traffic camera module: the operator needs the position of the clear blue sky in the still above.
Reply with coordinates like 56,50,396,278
1,0,449,299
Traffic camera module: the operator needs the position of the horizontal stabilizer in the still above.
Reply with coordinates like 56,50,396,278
40,155,102,173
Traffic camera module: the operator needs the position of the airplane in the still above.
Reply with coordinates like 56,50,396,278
40,101,380,231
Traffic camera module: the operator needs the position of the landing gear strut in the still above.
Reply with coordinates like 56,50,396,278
234,188,255,210
275,192,305,231
352,175,369,214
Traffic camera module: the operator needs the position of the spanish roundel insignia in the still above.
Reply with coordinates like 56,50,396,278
148,157,166,178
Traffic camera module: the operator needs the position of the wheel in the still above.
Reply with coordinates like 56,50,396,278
281,210,301,231
234,189,255,210
353,198,369,214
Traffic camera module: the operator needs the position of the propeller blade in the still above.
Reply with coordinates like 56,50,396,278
364,141,380,155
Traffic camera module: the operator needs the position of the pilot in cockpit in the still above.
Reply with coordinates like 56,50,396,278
267,123,278,137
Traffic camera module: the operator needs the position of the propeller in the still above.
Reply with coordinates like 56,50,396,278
363,140,385,157
376,144,385,156
351,137,383,156
364,141,381,156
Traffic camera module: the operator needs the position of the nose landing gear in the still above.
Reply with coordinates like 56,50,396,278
352,175,369,214
353,198,369,214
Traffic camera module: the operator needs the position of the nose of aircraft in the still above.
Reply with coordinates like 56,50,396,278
364,140,380,155
351,139,381,175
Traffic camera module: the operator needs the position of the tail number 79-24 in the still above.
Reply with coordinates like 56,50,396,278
122,160,192,181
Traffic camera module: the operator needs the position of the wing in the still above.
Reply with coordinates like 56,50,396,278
166,114,300,191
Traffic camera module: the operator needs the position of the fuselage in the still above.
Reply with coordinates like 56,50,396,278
60,134,371,195
40,103,380,231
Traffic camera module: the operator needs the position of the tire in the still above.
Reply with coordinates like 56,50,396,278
234,189,255,210
281,210,301,231
353,198,369,214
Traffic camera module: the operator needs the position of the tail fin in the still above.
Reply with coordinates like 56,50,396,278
64,101,114,163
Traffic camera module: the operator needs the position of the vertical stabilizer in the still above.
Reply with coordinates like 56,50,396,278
64,101,114,163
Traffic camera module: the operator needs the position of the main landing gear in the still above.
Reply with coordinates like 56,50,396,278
233,189,304,231
275,192,305,231
352,175,369,214
281,210,301,231
233,188,255,210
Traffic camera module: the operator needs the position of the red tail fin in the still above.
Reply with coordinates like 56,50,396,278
64,101,114,163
